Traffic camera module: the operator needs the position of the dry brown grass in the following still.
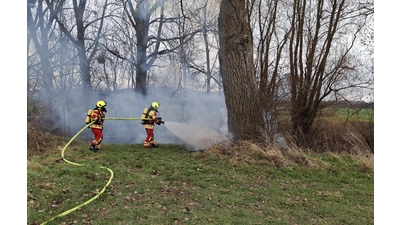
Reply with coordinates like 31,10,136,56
342,131,374,174
202,139,373,173
279,119,373,154
27,122,51,158
354,153,374,174
204,140,327,169
27,122,86,160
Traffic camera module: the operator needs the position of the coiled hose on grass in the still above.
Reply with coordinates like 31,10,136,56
40,117,148,225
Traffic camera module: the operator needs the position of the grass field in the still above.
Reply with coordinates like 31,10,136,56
322,107,374,122
27,143,373,225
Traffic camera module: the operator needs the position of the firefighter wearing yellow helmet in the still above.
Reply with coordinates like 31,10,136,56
141,101,164,148
89,100,107,152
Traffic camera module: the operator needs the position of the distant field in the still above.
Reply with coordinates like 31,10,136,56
274,106,374,123
321,107,374,122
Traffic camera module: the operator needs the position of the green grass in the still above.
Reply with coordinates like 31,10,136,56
28,144,373,225
322,108,374,122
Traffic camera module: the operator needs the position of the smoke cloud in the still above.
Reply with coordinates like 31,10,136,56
165,121,229,151
50,86,229,150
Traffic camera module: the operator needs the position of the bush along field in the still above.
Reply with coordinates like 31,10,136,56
27,140,373,225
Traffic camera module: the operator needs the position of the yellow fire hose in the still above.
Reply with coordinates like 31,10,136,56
41,117,149,225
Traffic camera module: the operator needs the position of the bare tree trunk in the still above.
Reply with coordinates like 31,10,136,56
288,0,355,141
252,0,289,142
55,0,107,95
27,0,58,95
73,0,92,94
219,0,265,142
135,3,150,96
202,5,211,93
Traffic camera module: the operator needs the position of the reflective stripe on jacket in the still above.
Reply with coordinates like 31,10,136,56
89,108,105,129
143,110,159,129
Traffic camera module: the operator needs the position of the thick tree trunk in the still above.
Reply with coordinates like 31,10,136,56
219,0,265,142
135,20,149,96
288,0,346,143
36,44,55,95
74,0,92,94
27,2,55,95
134,2,151,96
76,43,92,93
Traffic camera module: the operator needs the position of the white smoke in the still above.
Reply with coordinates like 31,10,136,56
164,121,229,151
50,87,228,149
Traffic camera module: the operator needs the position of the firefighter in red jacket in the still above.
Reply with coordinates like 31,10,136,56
89,100,107,152
142,101,164,148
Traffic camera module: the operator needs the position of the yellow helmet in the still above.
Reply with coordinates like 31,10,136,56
96,100,107,108
151,101,160,109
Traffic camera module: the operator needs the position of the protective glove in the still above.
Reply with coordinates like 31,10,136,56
156,120,162,125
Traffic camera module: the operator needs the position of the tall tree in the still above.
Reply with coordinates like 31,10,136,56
167,0,220,93
27,0,64,95
250,0,290,142
56,0,109,94
121,0,170,96
287,0,370,140
119,0,202,96
219,0,265,142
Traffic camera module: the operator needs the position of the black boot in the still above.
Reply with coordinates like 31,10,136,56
89,145,97,152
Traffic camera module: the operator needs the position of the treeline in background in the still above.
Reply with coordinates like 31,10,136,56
27,0,374,157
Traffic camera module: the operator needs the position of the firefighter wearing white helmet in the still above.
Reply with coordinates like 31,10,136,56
141,101,164,148
89,100,107,152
